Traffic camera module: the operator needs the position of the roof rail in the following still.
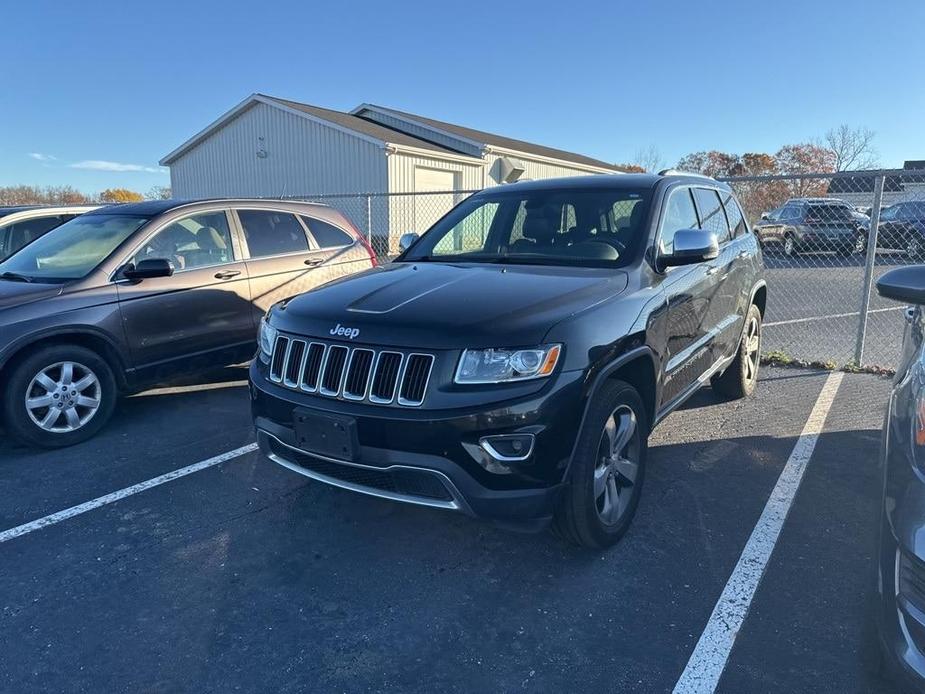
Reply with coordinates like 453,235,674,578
657,168,715,180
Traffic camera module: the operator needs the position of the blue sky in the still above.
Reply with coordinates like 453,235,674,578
3,0,924,194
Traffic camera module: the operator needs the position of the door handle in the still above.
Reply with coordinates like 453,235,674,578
705,266,720,276
738,250,749,259
214,270,241,279
304,258,324,267
907,306,917,324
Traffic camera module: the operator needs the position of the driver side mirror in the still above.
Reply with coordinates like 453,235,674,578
398,232,420,253
760,212,769,221
877,266,925,304
659,229,719,269
123,258,174,280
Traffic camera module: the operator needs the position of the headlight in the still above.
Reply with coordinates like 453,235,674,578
455,345,561,384
258,317,278,364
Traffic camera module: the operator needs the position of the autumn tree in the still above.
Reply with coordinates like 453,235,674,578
0,185,91,205
774,143,836,197
824,124,878,171
146,185,172,200
99,188,144,203
613,163,645,173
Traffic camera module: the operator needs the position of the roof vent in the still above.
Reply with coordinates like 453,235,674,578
498,156,526,183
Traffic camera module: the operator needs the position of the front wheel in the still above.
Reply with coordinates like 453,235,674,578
553,380,648,549
712,304,762,400
783,234,798,257
906,237,923,261
2,344,117,448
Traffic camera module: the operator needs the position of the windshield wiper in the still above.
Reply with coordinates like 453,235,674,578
0,271,34,283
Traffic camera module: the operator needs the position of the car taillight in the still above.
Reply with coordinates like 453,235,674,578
916,393,925,447
357,234,378,267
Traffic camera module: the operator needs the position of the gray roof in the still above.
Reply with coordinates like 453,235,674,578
261,95,471,157
357,104,619,171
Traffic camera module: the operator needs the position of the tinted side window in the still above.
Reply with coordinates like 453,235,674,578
301,217,354,249
693,188,729,243
3,216,67,256
135,211,235,271
659,188,699,255
779,205,800,221
721,193,747,238
239,210,309,258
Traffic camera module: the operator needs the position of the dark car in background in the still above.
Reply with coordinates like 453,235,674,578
0,205,99,260
0,199,376,448
755,198,866,257
876,201,925,260
876,265,925,690
250,173,766,548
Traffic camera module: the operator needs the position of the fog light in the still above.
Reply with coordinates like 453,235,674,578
480,434,535,462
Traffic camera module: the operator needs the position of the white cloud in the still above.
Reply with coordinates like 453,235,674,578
70,160,166,174
28,152,57,162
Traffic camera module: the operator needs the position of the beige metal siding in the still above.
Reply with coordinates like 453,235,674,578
484,152,610,184
385,151,484,252
169,102,387,199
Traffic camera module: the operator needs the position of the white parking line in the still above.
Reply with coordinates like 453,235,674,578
0,443,258,545
672,371,844,694
764,306,903,327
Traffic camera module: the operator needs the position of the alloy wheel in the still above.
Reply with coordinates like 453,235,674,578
593,405,641,525
783,236,795,256
907,238,922,260
25,361,101,433
744,314,761,384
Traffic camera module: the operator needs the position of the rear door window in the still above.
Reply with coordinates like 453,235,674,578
301,216,354,249
659,187,699,255
2,215,67,256
238,210,310,258
693,188,730,243
721,194,747,238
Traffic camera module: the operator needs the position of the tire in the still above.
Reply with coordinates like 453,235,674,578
783,234,798,257
2,344,117,448
712,304,762,400
553,380,648,549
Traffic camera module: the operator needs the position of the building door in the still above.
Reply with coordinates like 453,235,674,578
413,167,458,234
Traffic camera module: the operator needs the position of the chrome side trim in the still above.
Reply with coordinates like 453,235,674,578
260,431,465,512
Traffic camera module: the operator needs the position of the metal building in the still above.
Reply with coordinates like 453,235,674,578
160,93,620,250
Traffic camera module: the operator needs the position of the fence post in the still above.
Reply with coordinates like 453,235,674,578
365,194,373,244
854,174,885,365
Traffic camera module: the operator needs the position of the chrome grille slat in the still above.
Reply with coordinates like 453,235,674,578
269,336,433,407
320,345,349,396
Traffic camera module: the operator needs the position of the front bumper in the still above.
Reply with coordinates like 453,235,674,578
249,360,586,524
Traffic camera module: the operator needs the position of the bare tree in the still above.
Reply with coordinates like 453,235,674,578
146,185,172,200
632,145,665,173
824,125,879,171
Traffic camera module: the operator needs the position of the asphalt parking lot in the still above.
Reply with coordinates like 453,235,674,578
0,364,902,693
762,252,907,368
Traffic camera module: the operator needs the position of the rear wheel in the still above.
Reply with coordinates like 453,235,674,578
712,304,762,400
2,344,117,448
553,380,648,549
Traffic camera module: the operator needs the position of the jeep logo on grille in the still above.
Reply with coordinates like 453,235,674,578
330,323,360,340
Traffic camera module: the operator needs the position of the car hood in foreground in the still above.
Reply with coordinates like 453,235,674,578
273,261,629,349
0,280,63,310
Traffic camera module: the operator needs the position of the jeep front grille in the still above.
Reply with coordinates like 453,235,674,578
269,335,434,407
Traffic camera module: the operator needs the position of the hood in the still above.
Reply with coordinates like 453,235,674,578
273,261,629,349
0,280,63,309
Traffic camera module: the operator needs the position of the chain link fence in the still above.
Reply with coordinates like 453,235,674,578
271,168,925,371
719,169,925,369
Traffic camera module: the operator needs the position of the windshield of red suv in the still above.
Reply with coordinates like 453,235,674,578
0,214,150,282
401,188,652,268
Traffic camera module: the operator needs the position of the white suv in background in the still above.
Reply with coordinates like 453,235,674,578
0,205,100,260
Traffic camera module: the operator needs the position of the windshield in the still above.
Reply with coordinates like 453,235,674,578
401,188,652,268
0,214,150,282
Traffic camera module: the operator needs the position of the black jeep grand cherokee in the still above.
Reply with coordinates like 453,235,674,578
250,173,766,548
